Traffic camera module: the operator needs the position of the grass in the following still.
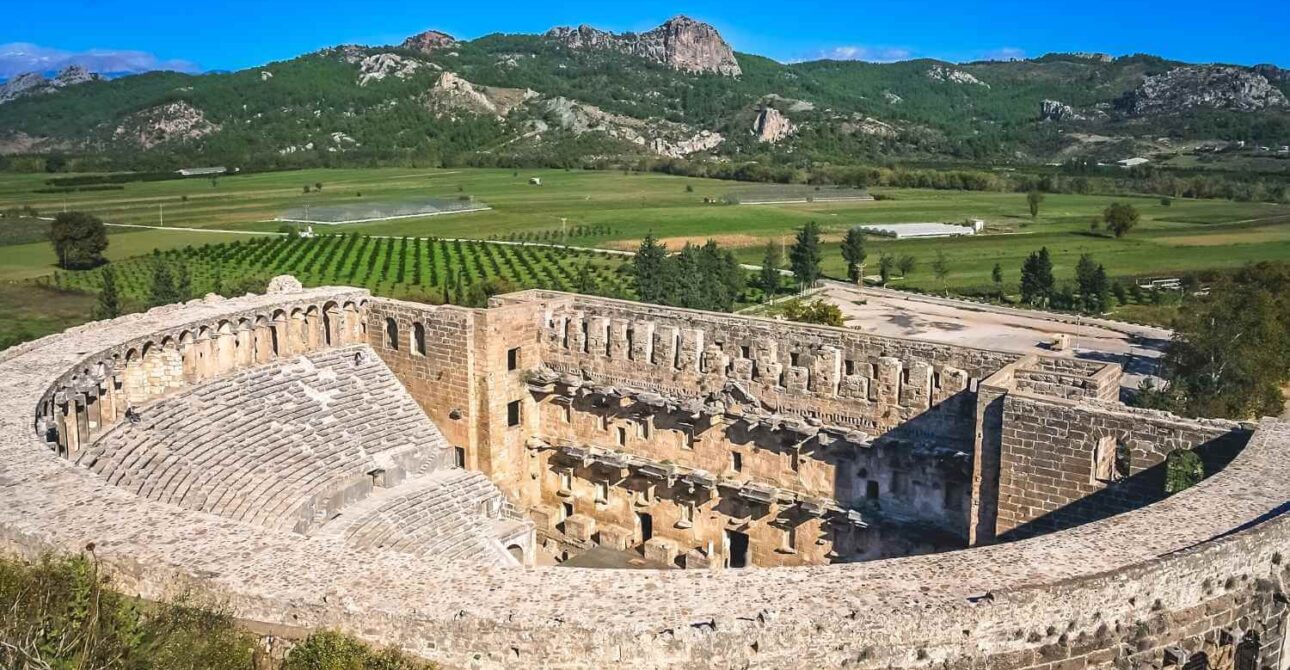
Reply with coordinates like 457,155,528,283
0,282,96,350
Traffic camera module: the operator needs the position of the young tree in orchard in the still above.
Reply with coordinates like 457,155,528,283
632,234,668,304
1103,202,1140,238
789,221,823,291
1156,262,1290,419
840,228,867,284
1027,190,1044,219
95,268,121,319
931,250,951,294
759,241,782,302
49,211,109,269
1020,247,1055,307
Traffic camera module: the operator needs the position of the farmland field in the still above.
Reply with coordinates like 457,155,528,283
4,166,1290,343
45,235,634,305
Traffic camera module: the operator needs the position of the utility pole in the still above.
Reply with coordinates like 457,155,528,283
159,203,164,228
560,217,567,240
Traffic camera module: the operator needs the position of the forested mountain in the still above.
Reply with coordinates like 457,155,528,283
1,16,1287,172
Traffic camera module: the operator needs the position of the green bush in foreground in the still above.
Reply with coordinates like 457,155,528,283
0,552,432,670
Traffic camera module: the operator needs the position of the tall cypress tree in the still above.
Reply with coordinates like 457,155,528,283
759,241,782,302
95,268,121,319
789,221,823,292
840,228,867,283
147,255,179,308
1020,247,1055,307
633,234,668,304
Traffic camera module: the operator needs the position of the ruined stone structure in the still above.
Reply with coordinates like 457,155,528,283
0,280,1286,669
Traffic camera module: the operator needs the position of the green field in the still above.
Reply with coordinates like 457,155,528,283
4,167,1290,343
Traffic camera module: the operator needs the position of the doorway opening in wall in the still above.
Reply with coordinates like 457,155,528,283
452,446,465,468
560,502,574,533
725,529,749,568
637,512,653,544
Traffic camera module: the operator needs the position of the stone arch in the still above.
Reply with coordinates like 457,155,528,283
322,301,340,347
253,315,274,364
235,318,254,368
1235,630,1259,670
122,347,146,406
289,308,307,353
214,321,237,374
341,301,361,344
385,317,400,351
507,544,525,563
270,310,288,357
305,305,322,351
178,331,199,381
413,322,426,356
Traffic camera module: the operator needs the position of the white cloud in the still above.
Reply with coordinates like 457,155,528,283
977,47,1026,62
0,42,199,78
808,45,914,63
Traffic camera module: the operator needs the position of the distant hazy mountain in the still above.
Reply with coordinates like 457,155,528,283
1,16,1286,170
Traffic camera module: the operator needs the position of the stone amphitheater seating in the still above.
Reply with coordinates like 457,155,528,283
315,468,525,566
76,346,447,534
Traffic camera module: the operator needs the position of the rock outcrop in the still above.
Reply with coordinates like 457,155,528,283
1118,66,1289,115
0,65,101,105
356,53,432,86
752,106,794,143
537,96,722,158
1040,99,1086,122
426,72,534,119
401,30,459,54
545,15,741,76
926,64,989,88
112,101,219,149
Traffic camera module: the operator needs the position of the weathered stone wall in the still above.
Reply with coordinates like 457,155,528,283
995,393,1249,539
3,286,1286,670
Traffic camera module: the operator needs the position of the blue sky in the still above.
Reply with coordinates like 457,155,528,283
2,0,1286,76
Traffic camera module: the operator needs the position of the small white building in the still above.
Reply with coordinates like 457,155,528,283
176,166,229,177
1116,157,1150,168
529,177,542,186
855,222,976,239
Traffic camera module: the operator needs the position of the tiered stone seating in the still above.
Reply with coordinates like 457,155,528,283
76,347,444,533
331,468,518,566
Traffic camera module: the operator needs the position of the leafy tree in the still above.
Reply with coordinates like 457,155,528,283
1027,190,1044,218
95,268,121,319
147,253,180,308
896,254,917,277
1164,449,1204,494
877,253,895,284
632,234,668,304
48,211,109,269
44,153,67,173
1103,202,1140,238
1020,247,1055,307
575,262,597,294
991,262,1004,300
931,250,950,294
840,228,867,283
789,221,823,291
778,299,844,327
1158,262,1290,419
759,241,782,302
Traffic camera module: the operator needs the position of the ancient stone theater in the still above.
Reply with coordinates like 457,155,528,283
0,277,1286,669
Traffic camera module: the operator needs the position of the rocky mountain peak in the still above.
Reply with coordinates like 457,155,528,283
752,106,794,143
0,65,100,105
1118,65,1289,115
402,30,460,55
546,15,741,76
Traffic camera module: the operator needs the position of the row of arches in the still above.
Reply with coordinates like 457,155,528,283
37,298,371,458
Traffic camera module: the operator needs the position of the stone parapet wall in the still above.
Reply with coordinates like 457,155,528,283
995,392,1249,539
0,286,1286,669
